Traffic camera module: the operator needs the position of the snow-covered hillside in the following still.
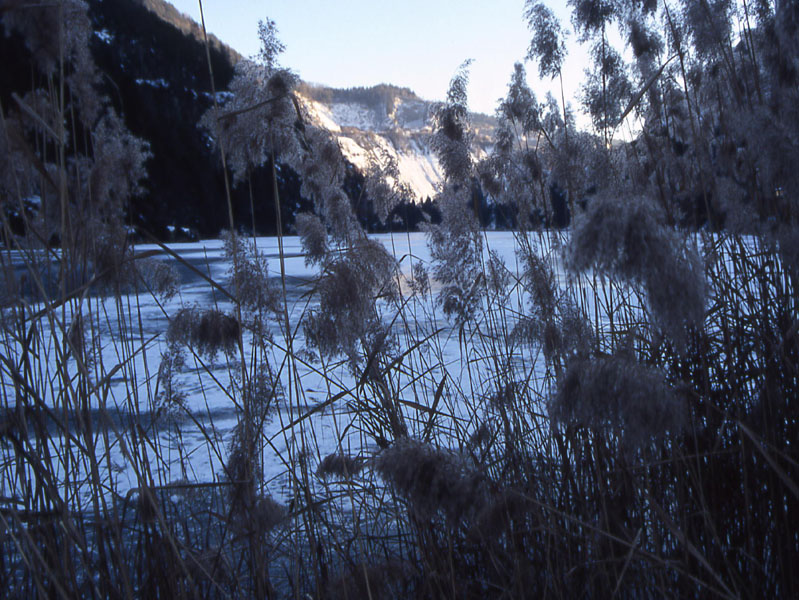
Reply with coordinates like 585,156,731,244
297,84,495,201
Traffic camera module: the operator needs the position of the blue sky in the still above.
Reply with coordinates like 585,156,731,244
168,0,590,116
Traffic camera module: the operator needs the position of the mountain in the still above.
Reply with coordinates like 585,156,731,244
130,0,499,202
1,0,496,239
297,83,496,201
122,1,497,212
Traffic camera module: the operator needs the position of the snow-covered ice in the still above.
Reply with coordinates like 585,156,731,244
0,231,581,510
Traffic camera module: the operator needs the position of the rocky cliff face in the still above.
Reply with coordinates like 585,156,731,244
297,83,495,201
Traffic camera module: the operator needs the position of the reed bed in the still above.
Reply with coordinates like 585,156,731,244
1,0,798,598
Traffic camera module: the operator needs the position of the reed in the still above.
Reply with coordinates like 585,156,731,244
0,1,797,598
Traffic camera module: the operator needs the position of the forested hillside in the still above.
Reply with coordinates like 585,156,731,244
87,0,317,239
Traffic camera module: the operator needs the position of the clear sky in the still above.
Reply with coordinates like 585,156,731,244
167,0,591,117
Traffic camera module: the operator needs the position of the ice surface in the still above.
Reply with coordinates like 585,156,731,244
0,232,579,509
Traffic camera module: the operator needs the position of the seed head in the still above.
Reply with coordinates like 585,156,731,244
295,212,328,265
549,353,685,452
375,437,486,523
222,231,282,315
568,195,705,348
317,453,363,480
166,307,239,359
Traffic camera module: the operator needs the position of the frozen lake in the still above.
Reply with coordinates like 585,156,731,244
1,230,580,508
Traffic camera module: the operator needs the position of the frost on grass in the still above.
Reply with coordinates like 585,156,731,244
138,258,180,302
569,0,618,38
513,238,594,363
582,42,632,132
222,230,282,318
200,62,300,183
425,61,491,322
364,148,413,224
514,300,594,364
481,63,547,225
485,250,512,296
2,2,149,239
317,453,363,480
2,0,100,120
66,312,88,365
525,1,567,80
155,346,187,419
430,61,473,185
291,128,362,245
409,261,430,296
295,212,328,265
224,420,287,536
427,185,484,322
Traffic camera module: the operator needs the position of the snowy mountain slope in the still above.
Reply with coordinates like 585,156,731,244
297,83,495,201
106,1,496,206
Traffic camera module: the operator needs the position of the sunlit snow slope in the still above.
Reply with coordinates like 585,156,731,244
296,83,495,201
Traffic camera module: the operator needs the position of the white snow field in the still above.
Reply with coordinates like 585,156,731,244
1,230,616,511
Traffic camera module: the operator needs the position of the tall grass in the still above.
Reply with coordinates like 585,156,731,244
1,0,798,598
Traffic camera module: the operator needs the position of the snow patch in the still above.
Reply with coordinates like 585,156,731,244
94,29,114,44
202,90,234,103
330,103,389,132
396,146,441,201
135,78,169,89
302,100,341,133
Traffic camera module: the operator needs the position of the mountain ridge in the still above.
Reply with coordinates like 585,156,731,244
1,0,494,238
114,0,498,201
130,0,242,65
295,81,495,200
